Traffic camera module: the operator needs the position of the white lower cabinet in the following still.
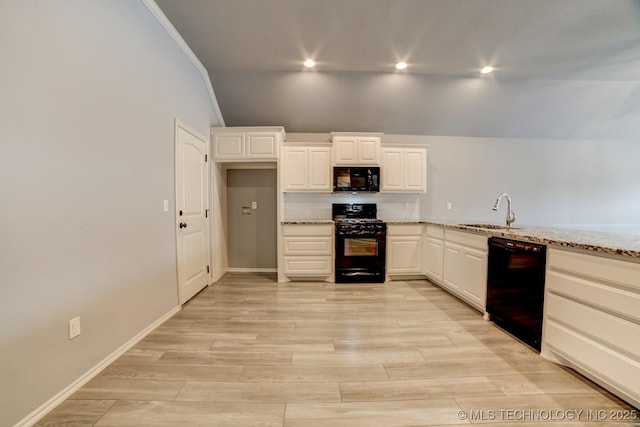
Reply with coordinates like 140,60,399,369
386,224,424,275
282,224,333,279
543,248,640,409
442,229,487,311
424,225,444,283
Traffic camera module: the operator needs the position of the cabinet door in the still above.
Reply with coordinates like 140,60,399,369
443,242,463,292
425,237,444,283
246,133,278,159
213,133,245,159
461,246,487,310
403,149,427,192
388,236,423,274
307,148,332,191
281,147,308,191
380,148,403,191
357,137,380,164
380,147,426,192
334,136,357,164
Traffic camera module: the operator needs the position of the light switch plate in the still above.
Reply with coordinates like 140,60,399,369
251,201,257,209
69,316,81,339
163,200,169,212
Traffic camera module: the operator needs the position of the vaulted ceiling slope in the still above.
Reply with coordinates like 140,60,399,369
155,0,640,139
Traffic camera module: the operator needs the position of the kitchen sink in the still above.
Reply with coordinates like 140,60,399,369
459,223,521,230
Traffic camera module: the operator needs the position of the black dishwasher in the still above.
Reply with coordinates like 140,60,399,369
486,237,547,351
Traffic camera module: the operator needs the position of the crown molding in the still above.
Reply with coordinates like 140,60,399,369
141,0,225,126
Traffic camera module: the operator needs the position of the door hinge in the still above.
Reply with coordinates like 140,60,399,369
205,154,208,162
205,209,209,218
207,265,210,274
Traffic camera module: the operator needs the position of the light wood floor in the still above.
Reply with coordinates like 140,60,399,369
37,273,637,426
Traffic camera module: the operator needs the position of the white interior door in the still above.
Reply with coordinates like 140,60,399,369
175,121,211,304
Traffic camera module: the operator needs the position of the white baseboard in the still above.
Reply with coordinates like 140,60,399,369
226,268,277,273
15,305,181,427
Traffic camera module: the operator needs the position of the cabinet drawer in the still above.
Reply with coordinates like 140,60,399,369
546,293,640,357
283,237,332,256
283,256,332,275
444,229,487,251
548,249,640,291
426,225,444,240
546,270,640,323
282,224,333,237
545,320,640,407
387,224,424,236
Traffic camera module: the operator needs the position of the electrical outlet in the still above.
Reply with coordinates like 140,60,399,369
251,201,257,209
447,202,453,210
163,200,169,212
69,316,81,340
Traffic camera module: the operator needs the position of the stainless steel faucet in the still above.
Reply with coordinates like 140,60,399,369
493,193,516,228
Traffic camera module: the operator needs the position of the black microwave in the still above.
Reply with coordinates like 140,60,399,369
333,167,380,192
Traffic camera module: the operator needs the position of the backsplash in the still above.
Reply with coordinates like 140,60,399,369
282,192,428,220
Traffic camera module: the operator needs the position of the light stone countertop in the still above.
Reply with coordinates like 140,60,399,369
281,220,335,225
425,220,640,259
282,219,640,259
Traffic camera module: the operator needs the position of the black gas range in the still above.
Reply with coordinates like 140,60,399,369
332,204,386,283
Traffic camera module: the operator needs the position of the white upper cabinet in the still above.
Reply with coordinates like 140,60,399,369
213,132,244,159
381,147,427,192
281,146,332,192
331,133,382,165
211,127,285,161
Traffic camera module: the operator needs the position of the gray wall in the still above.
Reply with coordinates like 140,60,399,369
419,136,640,231
227,169,277,269
0,1,218,425
283,134,640,234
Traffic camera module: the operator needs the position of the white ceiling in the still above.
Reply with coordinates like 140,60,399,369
155,0,640,138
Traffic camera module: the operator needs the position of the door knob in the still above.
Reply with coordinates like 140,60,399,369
179,222,187,229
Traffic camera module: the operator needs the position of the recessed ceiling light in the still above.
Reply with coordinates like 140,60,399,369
304,59,316,68
481,66,494,74
395,61,408,70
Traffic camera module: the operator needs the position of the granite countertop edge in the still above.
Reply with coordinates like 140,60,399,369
282,219,640,259
430,221,640,259
281,220,335,225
